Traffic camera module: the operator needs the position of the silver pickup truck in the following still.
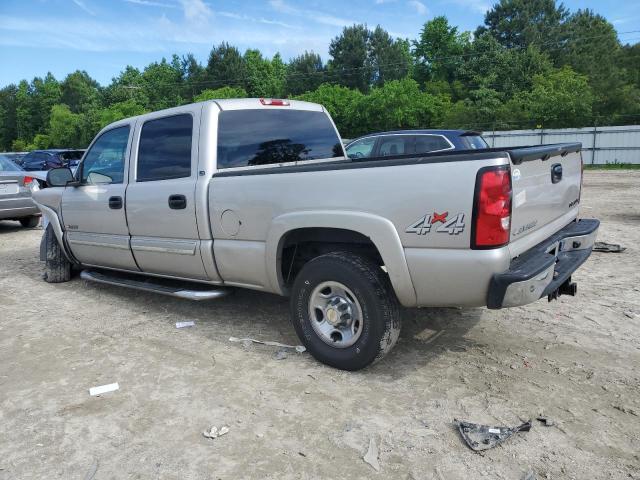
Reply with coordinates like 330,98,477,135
33,98,599,370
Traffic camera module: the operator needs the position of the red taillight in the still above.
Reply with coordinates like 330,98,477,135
472,166,512,248
23,176,34,186
260,98,289,106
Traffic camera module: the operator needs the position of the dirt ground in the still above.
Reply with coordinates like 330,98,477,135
0,170,639,480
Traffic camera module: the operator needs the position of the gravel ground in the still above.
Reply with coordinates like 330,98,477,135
0,170,639,480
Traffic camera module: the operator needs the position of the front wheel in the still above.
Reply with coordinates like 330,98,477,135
290,252,401,370
43,224,72,283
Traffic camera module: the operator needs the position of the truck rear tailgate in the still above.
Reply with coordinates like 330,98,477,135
507,143,582,255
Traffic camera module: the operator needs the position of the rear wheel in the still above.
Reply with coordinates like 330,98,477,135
43,225,71,283
290,251,401,370
19,216,40,228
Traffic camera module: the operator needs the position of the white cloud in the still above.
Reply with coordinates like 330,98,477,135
124,0,178,8
269,0,353,27
72,0,95,16
407,0,427,15
447,0,490,14
179,0,211,23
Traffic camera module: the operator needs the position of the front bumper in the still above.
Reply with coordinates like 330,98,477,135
487,218,600,309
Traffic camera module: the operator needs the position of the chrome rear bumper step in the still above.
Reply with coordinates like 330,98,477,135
80,269,230,301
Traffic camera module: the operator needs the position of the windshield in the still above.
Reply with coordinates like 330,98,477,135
0,156,23,172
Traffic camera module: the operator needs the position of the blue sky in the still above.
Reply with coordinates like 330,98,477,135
1,0,639,87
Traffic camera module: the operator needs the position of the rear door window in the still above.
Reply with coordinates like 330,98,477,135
378,136,409,156
137,114,193,182
414,135,452,154
217,109,342,169
458,135,488,149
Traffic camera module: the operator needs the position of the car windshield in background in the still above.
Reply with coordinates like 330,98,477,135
217,110,343,169
0,156,23,172
459,135,488,149
60,151,84,162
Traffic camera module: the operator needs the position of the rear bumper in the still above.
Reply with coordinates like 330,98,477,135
487,218,599,309
0,195,40,220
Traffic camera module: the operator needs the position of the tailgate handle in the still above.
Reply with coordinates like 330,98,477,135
168,194,187,210
108,196,123,209
551,163,563,184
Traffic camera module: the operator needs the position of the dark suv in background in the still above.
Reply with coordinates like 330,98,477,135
345,130,488,159
21,149,85,171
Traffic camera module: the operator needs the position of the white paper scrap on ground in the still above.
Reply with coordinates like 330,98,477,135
229,336,306,353
176,321,195,328
363,437,380,471
89,383,119,396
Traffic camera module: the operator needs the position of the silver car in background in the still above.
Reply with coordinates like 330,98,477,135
0,155,41,228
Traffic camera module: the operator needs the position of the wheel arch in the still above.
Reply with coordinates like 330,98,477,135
265,210,417,306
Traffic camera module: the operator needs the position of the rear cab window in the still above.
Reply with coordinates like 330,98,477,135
216,109,342,169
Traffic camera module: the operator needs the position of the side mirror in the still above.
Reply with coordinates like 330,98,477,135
46,167,75,187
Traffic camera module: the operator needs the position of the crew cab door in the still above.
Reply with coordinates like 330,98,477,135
61,124,139,270
125,108,209,280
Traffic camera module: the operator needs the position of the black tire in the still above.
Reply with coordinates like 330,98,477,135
19,216,40,228
290,251,401,371
43,225,72,283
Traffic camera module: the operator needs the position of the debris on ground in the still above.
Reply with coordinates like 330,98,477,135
522,470,536,480
455,419,532,451
536,416,556,427
229,336,306,353
175,321,195,328
274,349,288,360
83,459,99,480
203,425,230,439
613,405,638,416
363,437,380,472
593,242,626,253
89,383,119,396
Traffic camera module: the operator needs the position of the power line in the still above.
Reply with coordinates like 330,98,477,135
99,30,640,92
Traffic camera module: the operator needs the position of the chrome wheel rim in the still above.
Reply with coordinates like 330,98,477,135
308,281,363,348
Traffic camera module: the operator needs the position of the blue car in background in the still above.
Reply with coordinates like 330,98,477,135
345,129,489,159
21,149,85,171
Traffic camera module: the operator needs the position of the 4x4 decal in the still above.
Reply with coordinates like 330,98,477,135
406,211,465,235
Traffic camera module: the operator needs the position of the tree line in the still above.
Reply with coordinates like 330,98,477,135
1,0,639,150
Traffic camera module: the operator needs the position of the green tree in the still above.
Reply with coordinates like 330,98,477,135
285,51,325,95
328,24,371,92
244,50,285,97
0,85,18,150
15,74,61,144
295,83,364,137
511,67,593,128
477,0,567,49
413,16,469,85
205,42,246,90
358,78,450,133
193,86,248,102
48,104,83,148
555,9,628,120
60,70,101,113
328,24,410,92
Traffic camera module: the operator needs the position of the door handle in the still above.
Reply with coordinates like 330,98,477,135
551,163,563,184
168,194,187,210
108,196,123,209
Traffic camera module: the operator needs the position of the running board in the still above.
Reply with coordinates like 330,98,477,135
80,269,230,301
